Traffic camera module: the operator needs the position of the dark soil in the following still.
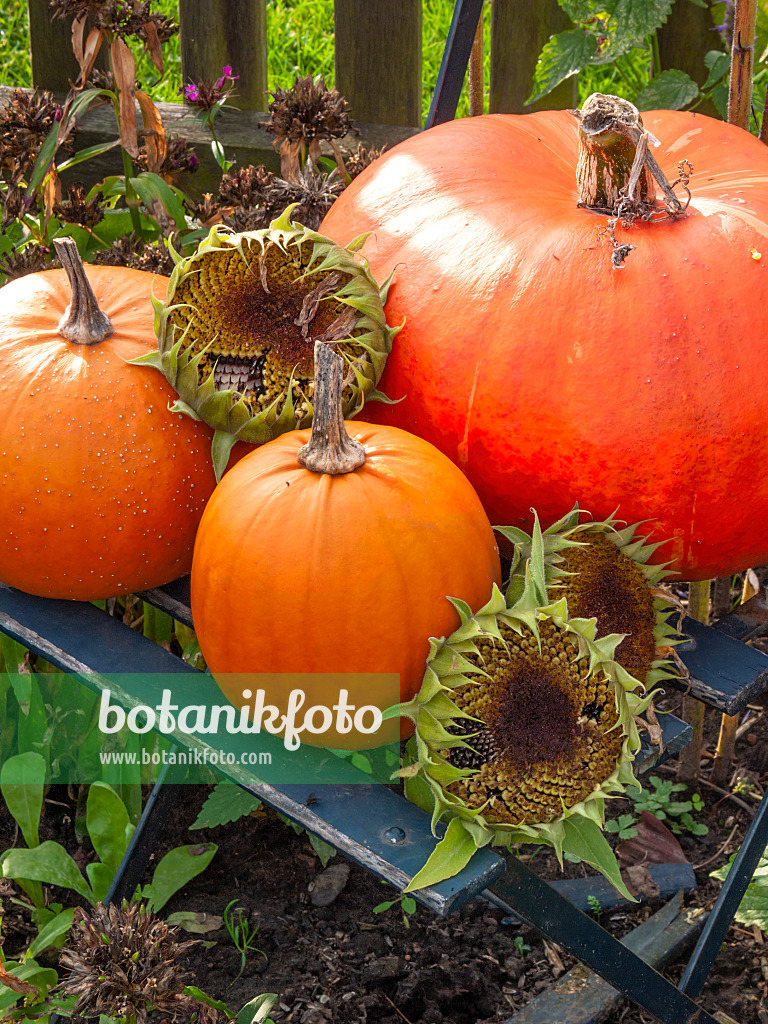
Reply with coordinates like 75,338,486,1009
1,685,767,1024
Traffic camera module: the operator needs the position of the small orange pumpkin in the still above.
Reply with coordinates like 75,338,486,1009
0,239,220,600
191,342,501,749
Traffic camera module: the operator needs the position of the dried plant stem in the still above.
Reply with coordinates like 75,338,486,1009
468,13,484,117
297,342,365,475
52,237,114,345
677,579,710,784
711,713,740,787
728,0,758,130
711,576,733,619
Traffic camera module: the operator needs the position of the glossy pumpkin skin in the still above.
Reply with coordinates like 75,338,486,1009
321,110,768,581
0,265,220,599
191,423,501,748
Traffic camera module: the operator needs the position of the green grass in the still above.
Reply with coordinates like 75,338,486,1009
0,0,488,122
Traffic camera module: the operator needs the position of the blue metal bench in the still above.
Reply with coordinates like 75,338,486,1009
1,576,767,1024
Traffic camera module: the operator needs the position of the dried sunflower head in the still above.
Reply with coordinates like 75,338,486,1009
60,902,197,1023
136,205,398,478
498,506,682,686
398,518,653,898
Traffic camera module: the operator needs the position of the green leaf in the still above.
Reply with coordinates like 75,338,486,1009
404,817,477,892
168,911,224,934
56,139,121,174
635,70,700,111
401,896,417,914
26,123,60,193
526,29,597,104
130,173,188,228
1,841,95,905
237,993,278,1024
86,782,132,876
184,987,235,1018
24,908,75,960
212,430,240,482
373,900,395,913
191,782,261,830
561,817,636,902
702,50,730,90
143,843,218,913
308,833,337,867
598,0,675,63
0,752,45,849
711,853,768,930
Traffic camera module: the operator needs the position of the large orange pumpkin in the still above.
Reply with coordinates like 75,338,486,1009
0,239,220,599
321,102,768,581
191,343,501,749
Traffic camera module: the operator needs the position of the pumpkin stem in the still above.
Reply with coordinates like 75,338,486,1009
297,342,366,475
573,93,685,215
52,237,114,345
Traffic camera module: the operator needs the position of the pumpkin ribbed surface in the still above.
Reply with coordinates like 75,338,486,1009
321,109,768,580
191,422,501,748
0,265,219,599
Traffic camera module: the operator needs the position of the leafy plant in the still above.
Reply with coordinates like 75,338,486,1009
223,900,267,981
605,813,640,840
0,754,217,923
627,776,709,836
587,893,602,923
373,890,418,930
711,848,768,931
513,935,531,956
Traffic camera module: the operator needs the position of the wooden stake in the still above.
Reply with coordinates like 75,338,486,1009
468,9,484,117
728,0,758,130
676,579,710,783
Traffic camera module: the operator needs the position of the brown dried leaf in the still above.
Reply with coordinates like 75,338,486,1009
0,964,39,996
617,811,689,868
71,13,87,73
80,26,105,87
279,137,302,182
621,864,661,901
143,20,164,76
111,37,138,158
136,90,166,173
43,170,62,227
542,941,565,978
635,701,664,754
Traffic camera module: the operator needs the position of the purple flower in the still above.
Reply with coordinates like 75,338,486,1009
187,152,199,170
216,65,239,88
182,83,200,102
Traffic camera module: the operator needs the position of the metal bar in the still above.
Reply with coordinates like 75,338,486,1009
506,893,708,1024
679,788,768,997
486,857,720,1024
104,758,188,906
425,0,484,129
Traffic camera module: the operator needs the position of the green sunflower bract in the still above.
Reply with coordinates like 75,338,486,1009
396,518,656,900
499,505,683,687
135,206,398,479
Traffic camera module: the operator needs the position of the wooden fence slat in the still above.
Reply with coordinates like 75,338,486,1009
179,0,268,111
490,0,577,114
27,0,108,94
335,0,422,128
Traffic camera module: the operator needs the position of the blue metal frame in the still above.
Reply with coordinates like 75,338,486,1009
425,0,484,129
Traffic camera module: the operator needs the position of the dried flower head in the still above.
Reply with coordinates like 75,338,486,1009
92,233,175,274
60,902,197,1023
50,0,178,46
262,75,357,179
53,181,105,229
0,245,59,281
181,66,238,111
0,89,66,186
1,186,28,229
262,164,344,230
346,142,386,180
135,134,198,180
218,163,273,210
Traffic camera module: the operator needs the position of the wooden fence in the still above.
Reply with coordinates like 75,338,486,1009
5,0,716,196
